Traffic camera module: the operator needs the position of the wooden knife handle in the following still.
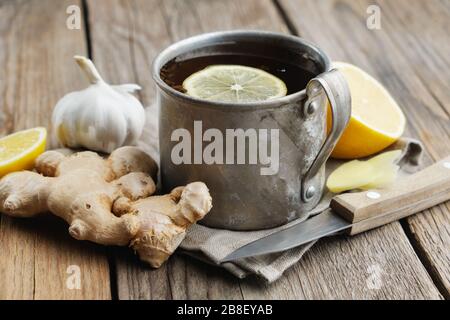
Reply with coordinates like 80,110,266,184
330,156,450,235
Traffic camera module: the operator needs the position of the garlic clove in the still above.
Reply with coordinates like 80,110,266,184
52,56,146,154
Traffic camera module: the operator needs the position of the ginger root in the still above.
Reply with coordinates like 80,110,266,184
326,150,402,193
0,146,212,268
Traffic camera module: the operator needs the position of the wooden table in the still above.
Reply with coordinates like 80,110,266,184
0,0,449,300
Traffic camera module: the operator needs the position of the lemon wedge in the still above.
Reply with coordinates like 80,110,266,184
330,62,406,159
0,127,47,177
183,65,287,103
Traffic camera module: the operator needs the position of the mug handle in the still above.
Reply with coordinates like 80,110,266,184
302,69,352,202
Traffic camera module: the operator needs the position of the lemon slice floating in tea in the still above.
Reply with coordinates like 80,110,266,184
182,65,288,103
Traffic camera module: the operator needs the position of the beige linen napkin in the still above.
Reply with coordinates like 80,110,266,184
140,104,423,283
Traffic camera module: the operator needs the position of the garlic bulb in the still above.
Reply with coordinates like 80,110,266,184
52,56,146,154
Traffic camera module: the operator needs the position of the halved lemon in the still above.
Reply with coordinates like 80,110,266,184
330,62,406,159
183,65,287,103
0,127,47,177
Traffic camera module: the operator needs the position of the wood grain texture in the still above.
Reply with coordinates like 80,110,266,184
0,0,111,299
367,0,450,297
278,0,449,298
86,0,443,299
240,223,440,299
373,0,450,115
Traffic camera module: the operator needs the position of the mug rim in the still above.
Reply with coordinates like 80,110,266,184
152,30,331,110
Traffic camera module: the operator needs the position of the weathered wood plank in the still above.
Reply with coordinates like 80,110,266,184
365,0,450,297
278,0,449,298
0,0,111,299
373,0,450,114
241,223,440,299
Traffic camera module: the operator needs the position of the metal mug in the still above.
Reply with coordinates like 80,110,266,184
152,30,351,230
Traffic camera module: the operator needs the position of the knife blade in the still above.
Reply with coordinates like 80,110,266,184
222,209,349,262
222,155,450,263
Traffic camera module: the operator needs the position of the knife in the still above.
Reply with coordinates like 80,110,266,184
221,155,450,262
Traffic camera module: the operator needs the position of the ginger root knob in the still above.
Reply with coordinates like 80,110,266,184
0,146,212,268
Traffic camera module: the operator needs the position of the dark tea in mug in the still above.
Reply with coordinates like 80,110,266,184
160,41,316,97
